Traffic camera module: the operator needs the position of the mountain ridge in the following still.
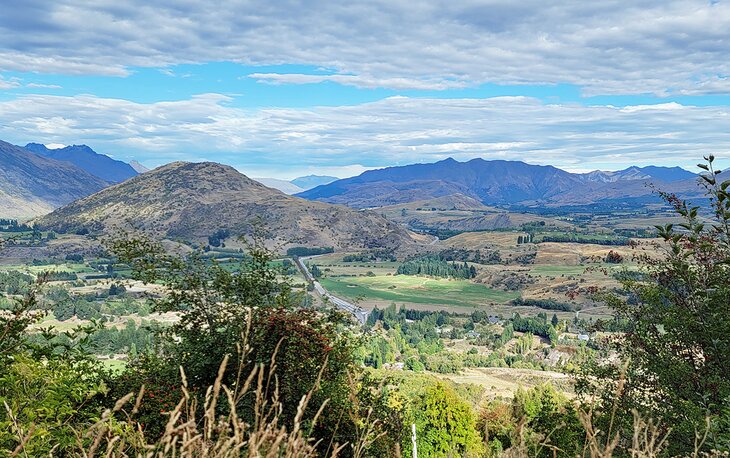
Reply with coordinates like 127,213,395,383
25,143,138,183
35,161,417,252
297,158,700,208
0,140,110,218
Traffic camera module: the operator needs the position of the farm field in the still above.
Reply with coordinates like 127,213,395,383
439,367,575,399
320,275,519,309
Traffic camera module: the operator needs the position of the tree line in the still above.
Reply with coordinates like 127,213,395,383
396,254,477,279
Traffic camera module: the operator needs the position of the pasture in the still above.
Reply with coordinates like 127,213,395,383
320,274,519,309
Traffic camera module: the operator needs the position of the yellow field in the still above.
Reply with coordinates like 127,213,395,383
438,367,574,400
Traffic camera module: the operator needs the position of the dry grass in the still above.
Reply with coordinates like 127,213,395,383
5,309,382,458
77,355,335,458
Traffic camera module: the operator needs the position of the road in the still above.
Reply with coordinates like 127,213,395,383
294,256,369,325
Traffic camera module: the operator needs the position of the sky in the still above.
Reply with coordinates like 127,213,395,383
1,1,730,179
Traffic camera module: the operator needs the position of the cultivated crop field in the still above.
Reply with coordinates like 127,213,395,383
320,274,519,309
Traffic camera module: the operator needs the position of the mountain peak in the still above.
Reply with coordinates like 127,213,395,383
290,174,339,190
298,157,579,207
129,160,150,173
35,159,415,252
24,142,138,183
0,140,109,218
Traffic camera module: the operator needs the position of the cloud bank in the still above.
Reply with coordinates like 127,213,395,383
1,0,730,95
1,93,728,176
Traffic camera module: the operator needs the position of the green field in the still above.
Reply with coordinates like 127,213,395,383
320,275,519,308
99,359,128,373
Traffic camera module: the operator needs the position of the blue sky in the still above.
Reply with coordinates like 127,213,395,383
1,1,730,179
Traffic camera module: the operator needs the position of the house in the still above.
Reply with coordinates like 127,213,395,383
466,330,481,338
577,334,590,342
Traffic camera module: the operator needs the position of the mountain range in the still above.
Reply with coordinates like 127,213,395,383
35,162,416,251
0,140,110,218
297,158,703,208
291,175,338,189
253,175,339,194
24,143,138,183
1,135,716,224
577,165,696,183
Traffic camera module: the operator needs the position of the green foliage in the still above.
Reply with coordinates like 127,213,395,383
0,353,110,455
511,384,584,457
109,236,358,448
309,263,323,278
512,297,575,312
582,156,730,454
207,228,230,247
342,249,396,262
410,381,483,457
286,246,334,257
397,255,477,279
537,232,629,245
0,270,33,296
604,249,624,263
512,313,558,343
0,268,114,455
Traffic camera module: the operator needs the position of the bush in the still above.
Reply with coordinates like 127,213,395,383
286,246,334,257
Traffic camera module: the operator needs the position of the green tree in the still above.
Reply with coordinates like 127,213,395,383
582,156,730,454
0,263,112,455
109,236,359,447
409,381,483,457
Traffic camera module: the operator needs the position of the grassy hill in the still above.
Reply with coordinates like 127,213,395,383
35,161,418,252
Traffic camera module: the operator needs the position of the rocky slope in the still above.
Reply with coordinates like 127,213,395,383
0,140,110,218
36,161,417,251
25,143,138,183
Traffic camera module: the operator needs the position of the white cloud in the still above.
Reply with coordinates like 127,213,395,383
1,1,730,95
26,83,62,89
44,143,65,149
0,93,728,174
0,76,20,89
249,73,469,90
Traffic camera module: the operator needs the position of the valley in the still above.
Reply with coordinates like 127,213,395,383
4,3,729,454
0,145,723,456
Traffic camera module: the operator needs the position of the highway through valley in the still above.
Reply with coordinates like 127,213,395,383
294,256,369,325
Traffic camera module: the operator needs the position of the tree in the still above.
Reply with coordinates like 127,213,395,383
604,250,623,263
409,381,483,457
0,249,112,455
581,156,730,454
109,236,359,446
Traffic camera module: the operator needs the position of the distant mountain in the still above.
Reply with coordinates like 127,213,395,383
298,158,583,207
25,143,138,183
580,165,695,183
551,171,718,206
253,175,341,194
634,165,697,182
291,175,339,190
253,177,305,195
36,161,416,252
129,160,150,173
0,140,109,218
297,158,703,209
376,193,571,231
